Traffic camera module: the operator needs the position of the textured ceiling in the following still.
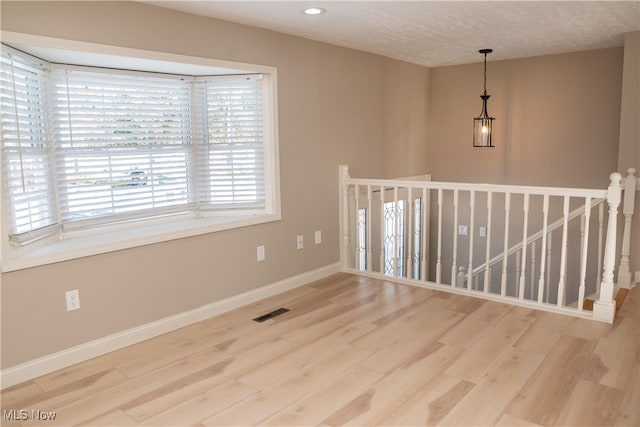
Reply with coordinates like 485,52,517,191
143,1,640,67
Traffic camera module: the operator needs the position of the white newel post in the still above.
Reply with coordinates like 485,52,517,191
617,168,636,289
339,165,351,271
593,172,623,323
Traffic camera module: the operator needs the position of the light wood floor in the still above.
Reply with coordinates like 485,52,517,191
2,273,638,426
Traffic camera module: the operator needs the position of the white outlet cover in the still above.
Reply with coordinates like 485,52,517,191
65,289,80,311
315,230,322,245
458,225,468,236
296,235,304,250
257,245,265,262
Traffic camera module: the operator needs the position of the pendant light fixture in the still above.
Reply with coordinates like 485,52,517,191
473,48,495,147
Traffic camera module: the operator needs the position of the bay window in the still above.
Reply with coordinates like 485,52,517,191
0,41,280,271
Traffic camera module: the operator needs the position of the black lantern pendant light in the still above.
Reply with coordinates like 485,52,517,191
473,48,495,147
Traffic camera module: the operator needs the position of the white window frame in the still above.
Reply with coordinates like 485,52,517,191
0,32,281,272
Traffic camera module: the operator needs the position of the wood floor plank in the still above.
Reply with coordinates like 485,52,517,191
30,347,233,426
323,344,462,426
122,337,299,422
0,381,45,412
83,409,139,426
350,294,454,352
506,335,597,426
261,365,385,426
376,374,474,426
513,316,563,355
211,301,347,355
438,299,511,349
237,322,375,391
563,316,609,341
553,379,624,426
140,381,256,426
360,309,465,374
615,361,639,427
281,286,430,346
438,347,544,426
327,278,410,306
202,346,374,426
199,284,322,330
116,328,231,378
582,314,639,389
2,369,128,421
495,413,544,427
32,323,214,392
444,310,535,383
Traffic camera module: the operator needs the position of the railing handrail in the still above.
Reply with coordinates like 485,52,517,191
347,177,609,199
468,197,607,277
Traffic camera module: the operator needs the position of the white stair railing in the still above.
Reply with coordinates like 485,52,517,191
339,165,634,323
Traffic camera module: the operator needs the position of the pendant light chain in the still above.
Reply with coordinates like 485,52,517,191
483,52,488,96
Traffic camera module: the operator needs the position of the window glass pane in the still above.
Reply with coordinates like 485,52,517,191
196,75,265,209
49,68,193,226
0,47,56,239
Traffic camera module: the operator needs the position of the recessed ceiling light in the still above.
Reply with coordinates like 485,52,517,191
303,7,326,16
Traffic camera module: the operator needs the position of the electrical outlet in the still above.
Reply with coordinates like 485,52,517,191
315,230,322,245
257,245,265,262
296,235,304,250
479,226,487,237
65,289,80,312
458,225,468,236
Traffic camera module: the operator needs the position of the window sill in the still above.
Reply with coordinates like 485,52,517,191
2,213,281,272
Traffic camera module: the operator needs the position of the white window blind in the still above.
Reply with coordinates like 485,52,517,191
50,67,194,229
196,75,265,210
1,44,275,251
0,47,57,243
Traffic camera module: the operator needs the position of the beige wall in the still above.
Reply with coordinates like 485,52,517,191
429,48,623,188
618,32,640,274
0,1,430,368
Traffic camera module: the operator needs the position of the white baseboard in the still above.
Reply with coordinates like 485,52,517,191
1,262,341,389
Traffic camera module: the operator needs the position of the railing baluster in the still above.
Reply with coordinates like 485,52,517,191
519,194,530,299
421,187,428,281
355,184,361,270
367,185,373,272
484,192,492,293
578,196,592,311
516,249,521,297
557,196,570,307
380,184,385,276
537,195,549,303
467,190,475,290
451,189,459,287
597,202,604,296
436,188,443,285
530,240,536,301
546,231,552,303
394,186,399,278
501,193,511,297
407,187,414,279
